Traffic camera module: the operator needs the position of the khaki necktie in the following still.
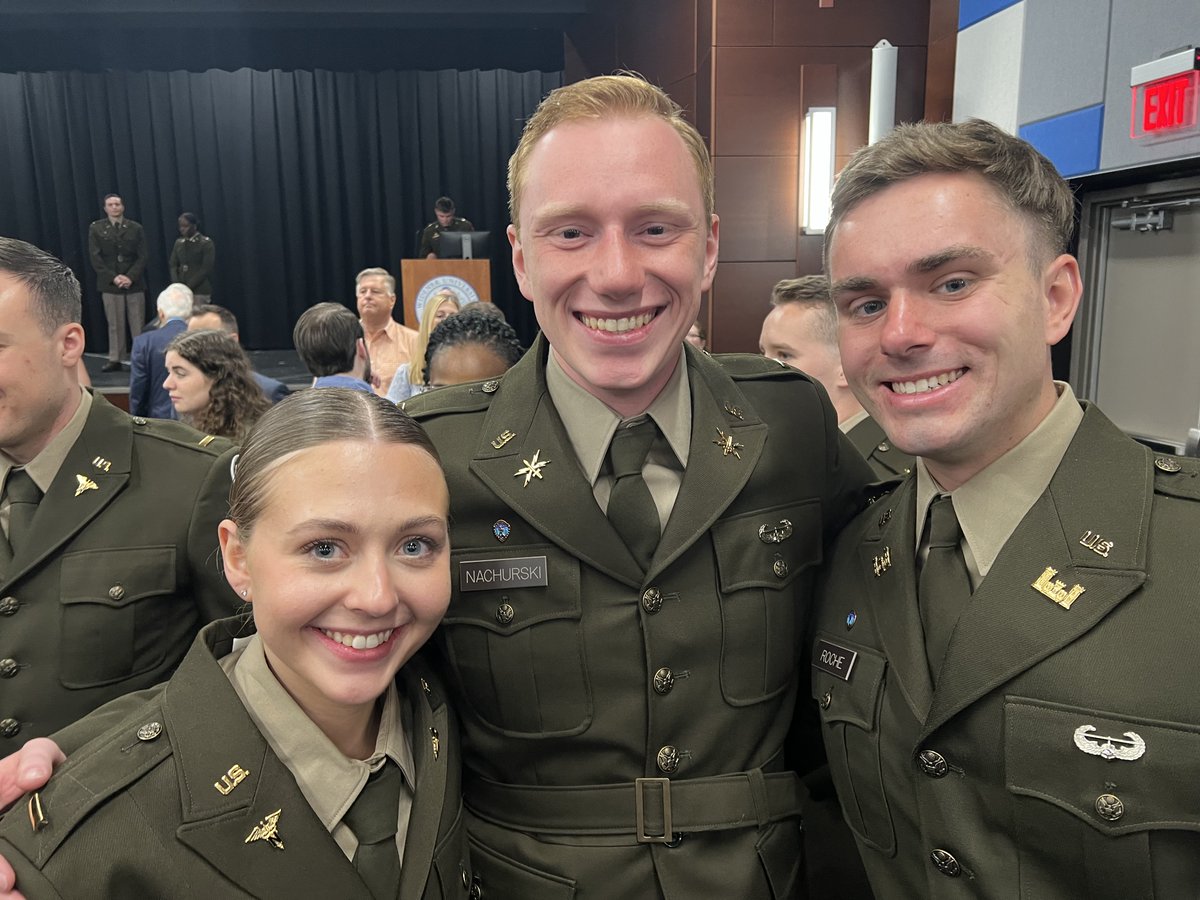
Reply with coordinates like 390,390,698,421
918,494,972,681
343,761,404,900
606,418,662,571
0,470,42,568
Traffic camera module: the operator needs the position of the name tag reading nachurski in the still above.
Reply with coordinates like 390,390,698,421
459,556,550,592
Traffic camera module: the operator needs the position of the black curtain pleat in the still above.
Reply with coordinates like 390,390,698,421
0,67,560,349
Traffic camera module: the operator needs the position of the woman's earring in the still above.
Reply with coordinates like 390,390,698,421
240,589,248,598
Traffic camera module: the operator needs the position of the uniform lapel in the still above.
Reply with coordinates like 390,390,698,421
855,478,934,721
397,662,450,900
469,336,643,587
167,630,370,899
921,406,1150,739
650,348,766,579
3,395,131,588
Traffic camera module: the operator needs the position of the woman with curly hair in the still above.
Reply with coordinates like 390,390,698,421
163,328,270,440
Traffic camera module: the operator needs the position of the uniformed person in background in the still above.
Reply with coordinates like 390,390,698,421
87,193,148,371
417,197,474,259
811,118,1200,898
168,212,215,303
403,74,871,898
0,390,471,899
761,275,913,479
0,237,237,748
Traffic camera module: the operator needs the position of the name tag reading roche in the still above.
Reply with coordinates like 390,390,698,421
459,556,550,592
813,639,858,681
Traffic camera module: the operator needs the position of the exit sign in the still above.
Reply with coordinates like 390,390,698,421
1130,48,1199,139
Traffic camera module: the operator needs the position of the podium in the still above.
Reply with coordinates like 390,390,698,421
399,259,491,327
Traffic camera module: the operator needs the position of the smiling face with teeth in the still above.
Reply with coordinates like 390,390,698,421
509,115,719,418
829,171,1081,490
219,438,450,754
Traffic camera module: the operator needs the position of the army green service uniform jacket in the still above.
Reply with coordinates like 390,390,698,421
406,337,871,899
845,414,913,480
811,403,1200,898
417,217,475,257
0,392,237,745
87,218,148,294
169,232,216,294
0,619,472,900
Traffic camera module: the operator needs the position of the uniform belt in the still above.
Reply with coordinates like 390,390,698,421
465,769,803,843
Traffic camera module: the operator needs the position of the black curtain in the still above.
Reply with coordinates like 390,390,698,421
0,67,561,349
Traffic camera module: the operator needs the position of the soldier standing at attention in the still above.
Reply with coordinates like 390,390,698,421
812,118,1200,898
87,193,148,372
418,197,474,260
402,74,871,898
168,213,215,304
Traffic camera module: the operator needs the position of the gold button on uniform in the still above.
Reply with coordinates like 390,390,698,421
1095,793,1124,821
0,597,19,616
930,849,961,877
653,667,674,695
656,745,680,774
641,587,663,614
136,722,163,742
495,603,515,626
0,659,17,679
108,584,125,601
0,718,20,739
819,690,832,710
917,749,949,778
1154,456,1182,473
772,558,788,578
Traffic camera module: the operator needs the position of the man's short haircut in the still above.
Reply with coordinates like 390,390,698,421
826,118,1075,270
156,283,194,320
425,305,525,376
355,267,396,294
294,302,363,377
0,237,82,333
103,193,122,204
191,303,239,335
507,73,714,232
179,211,199,226
770,275,837,349
434,196,455,214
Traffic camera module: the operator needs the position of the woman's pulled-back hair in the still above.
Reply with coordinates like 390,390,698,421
227,388,440,538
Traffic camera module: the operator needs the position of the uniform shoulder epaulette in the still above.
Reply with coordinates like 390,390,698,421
0,708,173,866
712,352,816,383
864,476,903,507
1151,454,1200,501
403,378,501,419
129,416,233,456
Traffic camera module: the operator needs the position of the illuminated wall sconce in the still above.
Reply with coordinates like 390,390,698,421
802,107,836,234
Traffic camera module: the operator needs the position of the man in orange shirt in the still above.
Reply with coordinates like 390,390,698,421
355,267,416,397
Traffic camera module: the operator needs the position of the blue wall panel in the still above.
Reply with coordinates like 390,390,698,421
959,0,1022,30
1019,105,1105,177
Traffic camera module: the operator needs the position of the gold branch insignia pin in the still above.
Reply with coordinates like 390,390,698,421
245,809,284,850
713,428,744,459
514,450,550,487
74,474,99,497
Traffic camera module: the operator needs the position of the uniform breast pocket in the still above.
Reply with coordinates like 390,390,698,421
1005,697,1200,898
712,501,822,705
811,634,895,854
58,546,178,688
442,546,591,737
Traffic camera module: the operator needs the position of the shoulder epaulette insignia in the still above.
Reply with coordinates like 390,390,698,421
405,381,497,419
1152,454,1200,500
713,352,811,381
198,434,216,447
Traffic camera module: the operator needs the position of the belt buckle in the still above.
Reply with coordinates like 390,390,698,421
635,777,673,844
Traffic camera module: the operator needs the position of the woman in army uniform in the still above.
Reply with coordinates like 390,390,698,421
0,389,472,899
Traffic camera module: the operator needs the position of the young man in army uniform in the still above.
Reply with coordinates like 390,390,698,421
0,237,238,750
812,119,1200,897
400,75,870,898
761,275,913,479
87,193,148,371
168,212,215,303
417,196,474,259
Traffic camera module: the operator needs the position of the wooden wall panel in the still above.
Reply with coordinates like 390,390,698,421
773,0,930,47
711,47,802,157
713,155,798,262
615,0,697,87
925,0,958,120
709,260,797,352
713,0,773,46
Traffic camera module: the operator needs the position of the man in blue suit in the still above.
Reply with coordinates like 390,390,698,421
129,283,193,419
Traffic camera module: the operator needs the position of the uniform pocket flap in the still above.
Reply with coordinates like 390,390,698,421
811,635,886,732
712,500,822,592
446,545,579,635
1005,697,1200,835
60,546,177,607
